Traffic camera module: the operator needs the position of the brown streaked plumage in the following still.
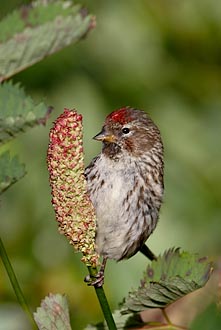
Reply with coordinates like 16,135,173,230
85,106,164,287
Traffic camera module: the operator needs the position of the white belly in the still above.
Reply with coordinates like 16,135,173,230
86,154,155,260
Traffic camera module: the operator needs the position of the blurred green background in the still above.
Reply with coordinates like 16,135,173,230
0,0,221,329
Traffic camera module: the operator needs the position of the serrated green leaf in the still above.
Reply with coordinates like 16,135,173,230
0,1,95,81
0,1,79,43
122,248,213,312
34,293,72,330
0,81,51,145
0,151,26,194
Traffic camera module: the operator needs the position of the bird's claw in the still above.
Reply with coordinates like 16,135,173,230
84,271,104,287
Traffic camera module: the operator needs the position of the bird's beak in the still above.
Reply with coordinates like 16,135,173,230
93,129,116,143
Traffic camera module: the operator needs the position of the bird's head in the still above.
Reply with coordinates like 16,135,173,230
93,106,163,159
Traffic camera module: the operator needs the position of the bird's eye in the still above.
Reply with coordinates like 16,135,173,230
122,127,130,134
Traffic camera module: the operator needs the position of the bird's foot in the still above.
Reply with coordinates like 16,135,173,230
84,270,104,288
84,257,107,287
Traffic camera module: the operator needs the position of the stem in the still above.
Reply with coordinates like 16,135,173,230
162,308,172,325
0,237,37,329
87,266,117,330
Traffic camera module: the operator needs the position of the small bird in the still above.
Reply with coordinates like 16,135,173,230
85,106,164,287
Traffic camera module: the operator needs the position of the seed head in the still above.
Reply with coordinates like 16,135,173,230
47,108,99,267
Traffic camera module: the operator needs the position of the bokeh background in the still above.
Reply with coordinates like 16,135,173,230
0,0,221,329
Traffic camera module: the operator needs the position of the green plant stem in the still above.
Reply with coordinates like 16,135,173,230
87,266,117,330
162,308,172,324
0,237,37,329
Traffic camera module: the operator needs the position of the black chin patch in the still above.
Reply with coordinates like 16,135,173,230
102,142,122,160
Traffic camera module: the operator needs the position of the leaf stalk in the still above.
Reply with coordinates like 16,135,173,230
0,237,37,329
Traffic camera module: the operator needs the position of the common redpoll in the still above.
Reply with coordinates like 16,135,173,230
85,107,164,286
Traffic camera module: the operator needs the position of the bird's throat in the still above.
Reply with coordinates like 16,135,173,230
102,142,122,160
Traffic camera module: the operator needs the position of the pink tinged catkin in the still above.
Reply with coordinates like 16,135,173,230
47,108,99,267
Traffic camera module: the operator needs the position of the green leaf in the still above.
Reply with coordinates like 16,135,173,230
0,81,51,145
0,1,95,81
122,248,213,312
34,293,72,330
0,151,26,194
190,303,221,330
